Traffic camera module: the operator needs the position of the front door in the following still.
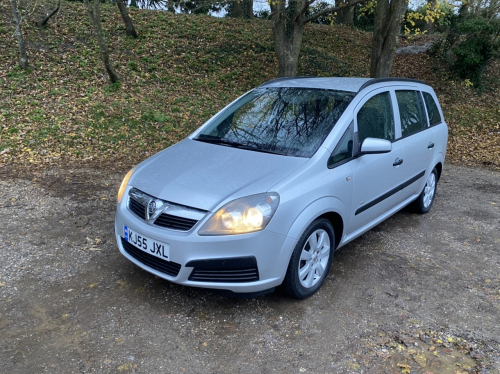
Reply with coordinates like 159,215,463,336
348,90,405,235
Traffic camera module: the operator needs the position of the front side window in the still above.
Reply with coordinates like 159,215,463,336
422,92,442,126
357,92,395,143
328,122,353,168
396,90,428,137
196,87,356,158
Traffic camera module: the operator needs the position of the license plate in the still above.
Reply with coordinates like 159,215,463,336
124,225,170,261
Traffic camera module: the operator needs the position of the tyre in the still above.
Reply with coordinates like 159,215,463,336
284,218,335,299
413,167,438,214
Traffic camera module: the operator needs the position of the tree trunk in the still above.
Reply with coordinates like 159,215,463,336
84,0,120,83
231,0,252,18
335,0,354,27
242,0,253,18
269,0,367,77
270,0,306,77
340,6,354,27
116,0,138,38
9,0,29,69
370,0,407,78
37,0,61,27
231,0,243,18
275,43,303,77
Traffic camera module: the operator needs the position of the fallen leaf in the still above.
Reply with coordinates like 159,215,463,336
397,363,411,374
414,353,427,367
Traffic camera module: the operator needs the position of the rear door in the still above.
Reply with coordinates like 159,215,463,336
395,89,435,199
422,90,448,159
348,89,405,234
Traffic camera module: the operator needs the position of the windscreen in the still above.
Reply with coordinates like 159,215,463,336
195,87,355,157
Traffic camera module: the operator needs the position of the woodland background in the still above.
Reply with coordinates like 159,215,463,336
0,0,499,170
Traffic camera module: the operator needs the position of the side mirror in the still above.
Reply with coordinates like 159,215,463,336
360,138,392,154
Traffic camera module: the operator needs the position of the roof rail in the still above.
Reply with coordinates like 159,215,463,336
358,77,427,92
259,76,317,87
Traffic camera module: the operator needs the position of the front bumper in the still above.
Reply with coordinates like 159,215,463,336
114,202,297,293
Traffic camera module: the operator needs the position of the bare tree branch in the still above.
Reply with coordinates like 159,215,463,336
295,0,316,23
37,0,61,27
302,0,368,24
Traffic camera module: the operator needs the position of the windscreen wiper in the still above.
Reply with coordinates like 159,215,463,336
234,143,285,156
195,136,286,156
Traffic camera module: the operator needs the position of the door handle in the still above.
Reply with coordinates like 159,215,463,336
393,158,403,166
427,142,435,149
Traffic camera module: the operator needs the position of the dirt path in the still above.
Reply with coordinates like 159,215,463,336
0,164,499,373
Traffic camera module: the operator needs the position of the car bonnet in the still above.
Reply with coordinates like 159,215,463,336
129,139,308,212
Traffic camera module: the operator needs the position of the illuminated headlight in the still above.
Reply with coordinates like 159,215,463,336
198,193,280,235
117,168,135,204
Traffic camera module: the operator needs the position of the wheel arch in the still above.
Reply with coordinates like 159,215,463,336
431,151,445,182
317,211,344,250
434,162,443,181
284,197,346,250
275,198,347,288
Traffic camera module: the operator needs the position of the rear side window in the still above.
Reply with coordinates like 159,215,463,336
422,92,442,126
396,90,428,137
357,92,395,143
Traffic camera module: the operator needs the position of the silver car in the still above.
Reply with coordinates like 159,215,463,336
115,77,448,298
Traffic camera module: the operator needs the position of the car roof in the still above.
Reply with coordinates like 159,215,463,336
260,77,427,93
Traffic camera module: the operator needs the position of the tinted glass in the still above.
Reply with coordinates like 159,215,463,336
422,92,442,126
396,90,428,137
328,122,353,167
196,88,355,158
357,92,395,143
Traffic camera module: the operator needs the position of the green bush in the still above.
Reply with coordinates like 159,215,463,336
452,16,500,87
429,12,499,88
354,2,375,32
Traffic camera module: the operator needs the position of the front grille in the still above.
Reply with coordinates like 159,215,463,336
127,188,206,232
128,196,145,218
189,268,259,283
154,213,198,231
121,238,181,277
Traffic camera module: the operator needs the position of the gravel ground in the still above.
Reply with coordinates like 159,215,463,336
0,164,499,373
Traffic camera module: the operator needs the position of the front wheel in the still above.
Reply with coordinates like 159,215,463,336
284,218,335,299
412,168,438,214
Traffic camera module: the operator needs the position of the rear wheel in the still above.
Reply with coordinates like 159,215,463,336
284,218,334,299
413,168,438,214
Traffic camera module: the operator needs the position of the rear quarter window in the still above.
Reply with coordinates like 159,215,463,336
422,92,442,126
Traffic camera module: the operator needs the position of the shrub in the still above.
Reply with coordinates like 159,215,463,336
452,16,500,87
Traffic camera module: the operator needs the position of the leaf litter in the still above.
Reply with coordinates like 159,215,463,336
0,1,498,172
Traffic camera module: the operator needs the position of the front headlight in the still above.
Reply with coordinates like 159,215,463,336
198,193,280,235
117,168,135,204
